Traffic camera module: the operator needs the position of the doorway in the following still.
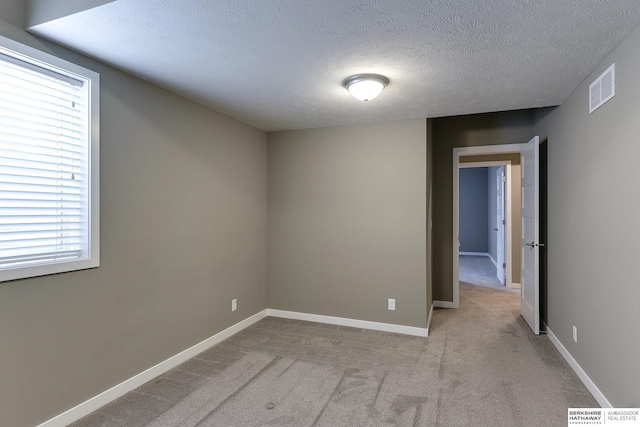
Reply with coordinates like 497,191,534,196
449,136,543,336
458,162,511,289
452,145,527,308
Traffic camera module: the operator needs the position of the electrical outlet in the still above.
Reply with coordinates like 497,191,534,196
388,298,395,311
232,299,237,312
573,325,577,343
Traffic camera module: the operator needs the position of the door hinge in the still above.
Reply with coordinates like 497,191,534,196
502,175,506,182
502,219,505,225
503,263,506,268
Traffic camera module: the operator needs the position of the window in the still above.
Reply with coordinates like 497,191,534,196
0,36,99,282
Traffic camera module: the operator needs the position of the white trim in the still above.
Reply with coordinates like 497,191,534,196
36,310,269,427
505,164,512,287
426,304,434,336
459,251,500,266
0,35,100,283
267,309,429,337
508,282,521,290
452,152,460,309
459,160,510,168
546,327,611,408
37,308,429,427
459,251,491,257
458,252,499,268
433,300,456,309
456,144,525,156
453,144,527,309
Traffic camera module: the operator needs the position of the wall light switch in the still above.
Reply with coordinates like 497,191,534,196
388,298,396,311
573,325,577,343
232,299,237,312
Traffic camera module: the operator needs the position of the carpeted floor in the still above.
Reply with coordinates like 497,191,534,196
459,255,504,288
70,285,597,427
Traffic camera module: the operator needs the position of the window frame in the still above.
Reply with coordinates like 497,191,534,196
0,35,99,282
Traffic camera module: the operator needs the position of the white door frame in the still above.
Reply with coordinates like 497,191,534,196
496,165,506,285
452,144,527,308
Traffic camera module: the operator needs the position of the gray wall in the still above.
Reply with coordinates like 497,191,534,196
25,0,116,27
0,14,268,427
432,111,535,302
268,119,428,328
535,23,640,406
487,166,499,261
459,168,489,253
0,0,24,28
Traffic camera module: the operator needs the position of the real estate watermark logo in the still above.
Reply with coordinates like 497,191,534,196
568,409,640,426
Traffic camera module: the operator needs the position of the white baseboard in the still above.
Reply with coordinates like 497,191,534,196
459,251,491,258
267,309,429,337
37,310,269,427
426,305,434,336
508,282,521,289
38,307,429,427
488,254,498,268
459,252,500,269
546,327,611,408
433,300,455,309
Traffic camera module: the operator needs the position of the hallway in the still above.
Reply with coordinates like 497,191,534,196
459,255,505,289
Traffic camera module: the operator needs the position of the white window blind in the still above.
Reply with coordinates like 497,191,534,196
0,38,99,281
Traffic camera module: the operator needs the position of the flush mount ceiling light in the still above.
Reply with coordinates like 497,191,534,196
342,74,389,102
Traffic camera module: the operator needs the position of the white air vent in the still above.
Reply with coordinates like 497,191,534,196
589,63,615,113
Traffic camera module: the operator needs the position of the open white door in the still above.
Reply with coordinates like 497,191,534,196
496,167,506,285
521,136,540,334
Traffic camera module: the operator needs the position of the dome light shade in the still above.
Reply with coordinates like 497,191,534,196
342,74,389,101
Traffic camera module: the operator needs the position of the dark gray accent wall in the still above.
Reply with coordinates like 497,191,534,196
0,15,268,427
426,119,434,312
459,168,489,253
432,111,535,302
535,23,640,406
268,120,427,328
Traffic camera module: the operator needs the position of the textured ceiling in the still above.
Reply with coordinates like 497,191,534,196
27,0,640,131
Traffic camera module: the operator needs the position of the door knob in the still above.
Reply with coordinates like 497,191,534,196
493,228,499,231
525,242,545,248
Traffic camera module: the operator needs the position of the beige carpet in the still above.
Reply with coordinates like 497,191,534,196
70,284,596,426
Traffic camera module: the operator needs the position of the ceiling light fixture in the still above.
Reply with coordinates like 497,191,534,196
342,74,389,102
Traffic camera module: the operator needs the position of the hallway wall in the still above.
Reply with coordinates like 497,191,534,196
535,22,640,406
459,168,489,253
